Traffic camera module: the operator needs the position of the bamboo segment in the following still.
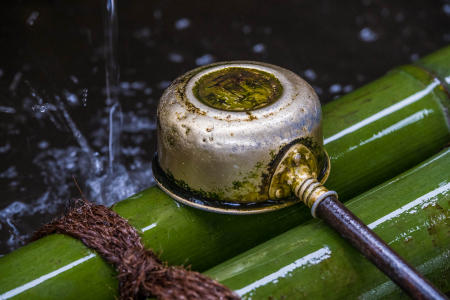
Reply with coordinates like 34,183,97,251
0,48,449,300
206,149,450,299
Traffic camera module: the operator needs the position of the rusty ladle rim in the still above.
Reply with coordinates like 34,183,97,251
153,61,330,214
152,150,331,214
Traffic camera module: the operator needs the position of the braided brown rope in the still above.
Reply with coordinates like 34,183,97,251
33,199,240,300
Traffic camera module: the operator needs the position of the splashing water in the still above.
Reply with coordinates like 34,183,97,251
82,0,154,206
0,0,156,253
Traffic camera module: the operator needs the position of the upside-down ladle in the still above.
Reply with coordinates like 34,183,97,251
152,61,446,299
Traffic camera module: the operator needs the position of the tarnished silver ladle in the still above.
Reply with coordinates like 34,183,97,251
152,61,446,299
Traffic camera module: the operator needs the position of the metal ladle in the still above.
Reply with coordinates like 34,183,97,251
152,61,446,299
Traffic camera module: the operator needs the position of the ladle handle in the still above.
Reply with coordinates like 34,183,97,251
315,195,447,300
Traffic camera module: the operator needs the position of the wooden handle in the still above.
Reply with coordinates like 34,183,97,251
315,195,447,300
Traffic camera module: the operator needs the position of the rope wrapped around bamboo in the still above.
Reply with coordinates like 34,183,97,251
33,200,239,300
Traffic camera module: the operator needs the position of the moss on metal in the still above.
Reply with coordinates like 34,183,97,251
164,169,225,201
193,67,283,111
166,160,268,203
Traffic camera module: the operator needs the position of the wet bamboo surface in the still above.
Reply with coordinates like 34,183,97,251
0,47,449,299
206,148,450,299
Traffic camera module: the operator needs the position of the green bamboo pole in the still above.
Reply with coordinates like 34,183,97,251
206,148,450,299
0,47,449,300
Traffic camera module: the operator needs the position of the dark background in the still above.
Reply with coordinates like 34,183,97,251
0,0,449,254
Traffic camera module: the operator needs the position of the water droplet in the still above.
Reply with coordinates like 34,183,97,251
131,81,146,90
195,54,214,66
120,82,130,89
443,4,450,16
252,43,266,53
9,72,22,92
64,90,79,105
304,69,317,81
157,81,170,89
313,86,323,95
9,181,19,188
0,106,16,114
329,84,342,94
343,84,353,93
70,75,79,84
168,52,184,63
0,143,11,153
26,11,39,26
175,18,190,30
38,140,49,149
32,104,48,113
122,146,141,156
0,166,18,179
81,88,88,107
359,27,378,42
144,87,153,95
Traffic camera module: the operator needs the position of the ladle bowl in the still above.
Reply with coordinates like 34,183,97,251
153,61,330,213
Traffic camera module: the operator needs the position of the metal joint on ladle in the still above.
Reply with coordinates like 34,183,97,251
268,143,337,218
153,61,447,299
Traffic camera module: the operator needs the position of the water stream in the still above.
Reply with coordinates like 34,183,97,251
80,0,154,206
105,0,122,173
